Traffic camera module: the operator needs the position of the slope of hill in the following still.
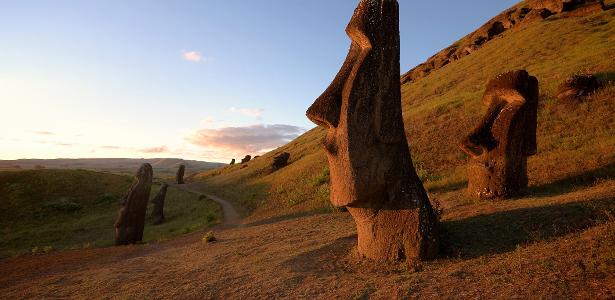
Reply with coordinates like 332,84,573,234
196,4,615,222
0,158,225,179
0,169,222,257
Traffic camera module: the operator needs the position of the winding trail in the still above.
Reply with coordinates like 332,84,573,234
175,183,243,227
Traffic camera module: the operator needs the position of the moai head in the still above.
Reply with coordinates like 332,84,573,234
460,70,539,199
306,0,408,207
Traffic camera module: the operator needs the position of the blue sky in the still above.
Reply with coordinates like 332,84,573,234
0,0,518,162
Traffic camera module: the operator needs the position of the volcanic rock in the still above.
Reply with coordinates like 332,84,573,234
176,164,185,184
272,152,290,171
151,183,168,225
459,70,539,200
306,0,438,262
556,74,601,102
114,163,153,245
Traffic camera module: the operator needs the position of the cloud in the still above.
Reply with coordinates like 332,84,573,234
34,131,54,135
140,146,169,154
100,145,122,150
182,51,204,63
186,124,306,155
229,107,264,120
55,142,72,147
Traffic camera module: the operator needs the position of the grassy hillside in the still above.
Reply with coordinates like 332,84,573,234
196,7,615,222
0,169,222,257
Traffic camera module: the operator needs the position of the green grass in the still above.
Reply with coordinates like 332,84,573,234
196,7,615,221
0,169,222,257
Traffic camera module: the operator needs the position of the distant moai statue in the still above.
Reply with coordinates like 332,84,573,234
230,159,236,165
114,163,153,245
241,155,251,164
459,70,539,200
272,152,290,171
176,164,185,184
151,183,168,225
306,0,438,262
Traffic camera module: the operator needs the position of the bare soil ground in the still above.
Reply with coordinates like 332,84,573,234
1,180,614,299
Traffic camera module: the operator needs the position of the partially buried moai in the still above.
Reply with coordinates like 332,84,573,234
459,70,539,200
306,0,438,262
151,182,168,225
176,164,185,184
115,163,153,245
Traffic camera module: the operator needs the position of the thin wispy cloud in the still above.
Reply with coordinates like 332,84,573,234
182,51,204,63
100,145,122,150
34,131,55,135
140,146,169,154
186,124,305,155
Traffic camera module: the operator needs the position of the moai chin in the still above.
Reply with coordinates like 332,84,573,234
306,0,438,262
176,164,185,185
459,70,539,200
115,163,153,245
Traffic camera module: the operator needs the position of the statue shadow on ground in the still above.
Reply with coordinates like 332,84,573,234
527,161,615,198
282,194,614,270
440,195,615,259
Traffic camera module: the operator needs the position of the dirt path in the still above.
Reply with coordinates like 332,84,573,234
175,183,242,227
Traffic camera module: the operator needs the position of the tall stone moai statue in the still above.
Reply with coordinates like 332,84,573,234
115,163,153,245
306,0,438,262
459,70,539,200
176,164,185,184
151,182,168,225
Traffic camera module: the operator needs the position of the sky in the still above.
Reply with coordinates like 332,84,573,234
0,0,518,163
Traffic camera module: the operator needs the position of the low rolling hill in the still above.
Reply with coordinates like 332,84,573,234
0,169,222,258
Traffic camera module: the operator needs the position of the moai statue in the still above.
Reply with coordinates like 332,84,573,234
230,159,236,165
241,155,251,164
306,0,438,262
459,70,539,200
272,152,290,171
151,183,168,225
176,164,185,184
115,163,153,245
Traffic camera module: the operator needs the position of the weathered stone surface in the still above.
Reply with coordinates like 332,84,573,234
272,152,290,171
176,164,185,185
151,183,168,225
460,70,539,200
241,155,251,164
114,163,153,245
306,0,438,262
400,0,605,84
230,159,236,165
556,74,600,102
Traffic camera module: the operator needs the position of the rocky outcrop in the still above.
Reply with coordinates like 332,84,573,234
460,70,539,200
151,183,168,225
271,152,290,171
556,74,601,102
400,0,606,84
176,165,185,184
306,0,438,262
241,155,251,164
230,159,235,165
114,163,153,245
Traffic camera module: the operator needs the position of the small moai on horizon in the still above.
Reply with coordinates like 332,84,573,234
151,182,168,225
272,152,290,171
459,70,539,200
230,159,236,165
241,155,251,164
114,163,153,245
305,0,438,262
176,164,185,184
